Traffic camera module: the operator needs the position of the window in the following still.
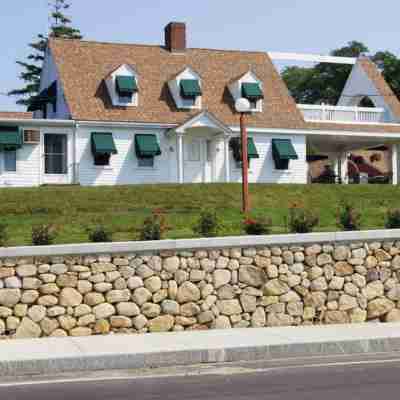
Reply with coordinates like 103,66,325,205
242,82,264,111
4,150,16,172
168,69,202,110
138,157,154,168
115,75,137,105
118,94,133,104
134,134,161,168
94,153,111,166
229,137,259,169
271,139,298,170
44,134,67,174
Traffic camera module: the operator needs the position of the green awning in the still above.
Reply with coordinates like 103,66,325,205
230,137,259,161
180,79,202,98
272,139,298,160
242,82,264,100
272,139,298,170
0,126,23,151
116,76,137,96
135,134,161,158
91,132,117,155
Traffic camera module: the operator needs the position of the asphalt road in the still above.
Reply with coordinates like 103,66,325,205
2,354,400,400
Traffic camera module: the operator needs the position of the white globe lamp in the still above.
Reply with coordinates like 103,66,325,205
235,98,251,113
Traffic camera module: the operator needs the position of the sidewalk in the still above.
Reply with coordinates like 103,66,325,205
1,323,400,377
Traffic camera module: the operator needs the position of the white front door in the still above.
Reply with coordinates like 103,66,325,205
184,137,213,183
42,133,69,185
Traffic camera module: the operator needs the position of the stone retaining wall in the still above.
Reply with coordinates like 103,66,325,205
1,235,400,339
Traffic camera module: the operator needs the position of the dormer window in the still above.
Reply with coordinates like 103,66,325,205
105,64,139,107
242,82,264,110
180,79,202,106
228,71,264,113
168,68,202,110
116,76,137,104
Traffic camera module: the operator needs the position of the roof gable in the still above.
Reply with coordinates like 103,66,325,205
339,57,400,122
48,38,306,129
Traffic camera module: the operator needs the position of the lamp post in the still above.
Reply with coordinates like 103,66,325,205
235,98,251,214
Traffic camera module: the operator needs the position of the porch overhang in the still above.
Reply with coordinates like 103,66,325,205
166,111,233,137
307,131,400,153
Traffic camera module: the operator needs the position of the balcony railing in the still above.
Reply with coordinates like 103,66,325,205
298,104,386,123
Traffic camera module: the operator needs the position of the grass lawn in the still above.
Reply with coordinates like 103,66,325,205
0,183,398,246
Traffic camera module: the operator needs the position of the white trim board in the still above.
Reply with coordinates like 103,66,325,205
0,229,399,258
268,52,357,65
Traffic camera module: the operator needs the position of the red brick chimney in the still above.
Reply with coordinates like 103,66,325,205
165,22,186,52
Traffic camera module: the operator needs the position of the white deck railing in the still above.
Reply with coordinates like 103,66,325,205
298,104,386,123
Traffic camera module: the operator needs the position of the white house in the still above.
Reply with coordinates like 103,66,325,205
1,22,400,187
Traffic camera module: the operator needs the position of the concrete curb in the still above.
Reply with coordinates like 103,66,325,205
1,323,400,377
1,229,400,258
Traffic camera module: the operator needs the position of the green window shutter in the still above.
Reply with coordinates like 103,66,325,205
180,79,202,98
272,139,298,170
135,134,162,158
0,126,23,151
229,137,259,161
242,82,264,100
247,138,259,159
91,132,118,155
116,76,137,96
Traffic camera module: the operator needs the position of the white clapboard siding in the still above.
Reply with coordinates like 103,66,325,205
77,127,172,186
229,134,307,184
0,144,41,187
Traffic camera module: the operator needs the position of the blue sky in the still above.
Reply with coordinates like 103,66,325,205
1,0,400,111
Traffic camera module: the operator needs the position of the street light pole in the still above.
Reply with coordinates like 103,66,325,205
235,97,251,214
240,112,250,214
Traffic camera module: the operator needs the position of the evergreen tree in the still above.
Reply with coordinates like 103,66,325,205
8,0,82,107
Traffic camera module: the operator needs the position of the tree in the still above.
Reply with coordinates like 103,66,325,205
372,51,400,99
282,41,373,105
8,0,82,107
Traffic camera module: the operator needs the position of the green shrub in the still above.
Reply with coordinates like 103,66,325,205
194,210,220,237
137,209,170,241
288,206,319,233
0,224,8,247
31,224,57,246
86,224,113,243
243,217,272,235
337,203,362,231
385,209,400,229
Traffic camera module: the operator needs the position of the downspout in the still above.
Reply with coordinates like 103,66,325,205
72,121,78,184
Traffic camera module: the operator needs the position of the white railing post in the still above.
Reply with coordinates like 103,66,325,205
321,102,326,121
392,144,398,185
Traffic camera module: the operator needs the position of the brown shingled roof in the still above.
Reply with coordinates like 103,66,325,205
358,57,400,120
0,111,33,119
48,38,306,130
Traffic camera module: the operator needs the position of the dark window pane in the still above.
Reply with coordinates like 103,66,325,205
94,154,111,166
44,134,67,174
4,150,16,172
138,157,154,168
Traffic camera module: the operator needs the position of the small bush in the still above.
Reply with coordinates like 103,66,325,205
0,224,8,247
243,217,272,235
31,224,57,246
194,210,219,237
385,209,400,229
288,205,319,233
86,224,113,243
137,209,170,241
337,203,362,231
